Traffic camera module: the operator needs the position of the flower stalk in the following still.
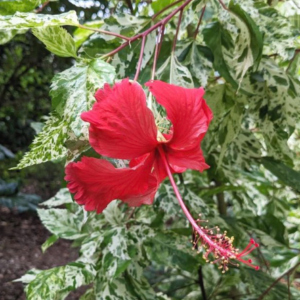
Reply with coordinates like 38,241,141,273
158,145,260,272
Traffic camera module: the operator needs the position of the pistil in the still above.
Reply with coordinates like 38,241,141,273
157,145,259,272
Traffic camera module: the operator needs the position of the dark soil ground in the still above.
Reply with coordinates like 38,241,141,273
0,206,86,300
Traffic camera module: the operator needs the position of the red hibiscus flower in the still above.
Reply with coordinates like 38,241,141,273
65,79,259,272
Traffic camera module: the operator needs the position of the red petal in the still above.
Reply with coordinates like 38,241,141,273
146,80,213,151
166,146,210,173
65,153,157,213
82,79,158,160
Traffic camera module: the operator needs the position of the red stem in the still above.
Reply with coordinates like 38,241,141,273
193,6,206,39
172,9,183,52
158,146,235,258
218,0,229,10
35,0,50,13
152,0,184,20
151,26,163,80
134,35,147,81
101,0,193,59
157,24,165,60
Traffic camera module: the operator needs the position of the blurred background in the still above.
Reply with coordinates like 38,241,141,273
0,1,122,299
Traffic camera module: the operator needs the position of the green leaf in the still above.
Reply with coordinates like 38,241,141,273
23,263,96,300
13,113,68,169
261,157,300,192
14,59,115,169
156,53,193,88
0,28,26,44
145,231,199,273
73,20,104,48
103,200,125,226
151,0,180,14
227,1,263,82
203,22,238,90
41,235,59,253
41,188,73,207
0,0,42,15
32,26,77,58
95,266,170,300
177,41,213,87
50,59,115,136
0,11,78,30
37,208,87,240
240,268,300,299
229,1,263,65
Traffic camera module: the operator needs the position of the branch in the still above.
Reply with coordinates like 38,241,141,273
172,9,183,52
286,49,300,73
193,6,206,39
198,266,207,300
125,0,134,14
151,25,164,80
257,262,300,300
218,0,229,10
215,180,227,216
101,0,193,80
134,35,147,81
76,24,130,41
35,0,50,13
152,0,184,20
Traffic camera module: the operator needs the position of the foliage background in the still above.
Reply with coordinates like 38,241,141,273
1,0,300,299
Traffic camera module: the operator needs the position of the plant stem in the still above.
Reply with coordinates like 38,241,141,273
125,0,134,14
158,146,233,258
198,266,207,300
151,26,164,80
215,180,227,216
218,0,229,10
76,24,130,41
152,0,184,20
172,9,183,52
101,0,193,59
257,262,300,300
134,35,147,81
35,0,50,13
286,49,300,73
193,6,206,39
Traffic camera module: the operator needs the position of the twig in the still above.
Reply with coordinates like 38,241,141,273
172,9,183,52
151,25,164,80
102,0,193,59
256,243,270,272
152,0,184,20
198,266,207,300
286,49,300,73
218,0,229,10
76,24,130,41
215,180,227,216
193,6,206,39
257,262,300,300
125,0,134,14
287,274,291,300
134,35,147,81
35,0,50,13
293,0,300,9
170,282,198,293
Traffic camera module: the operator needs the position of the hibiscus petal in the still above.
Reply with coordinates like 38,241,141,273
81,79,158,160
146,80,213,151
166,146,210,173
65,153,157,213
